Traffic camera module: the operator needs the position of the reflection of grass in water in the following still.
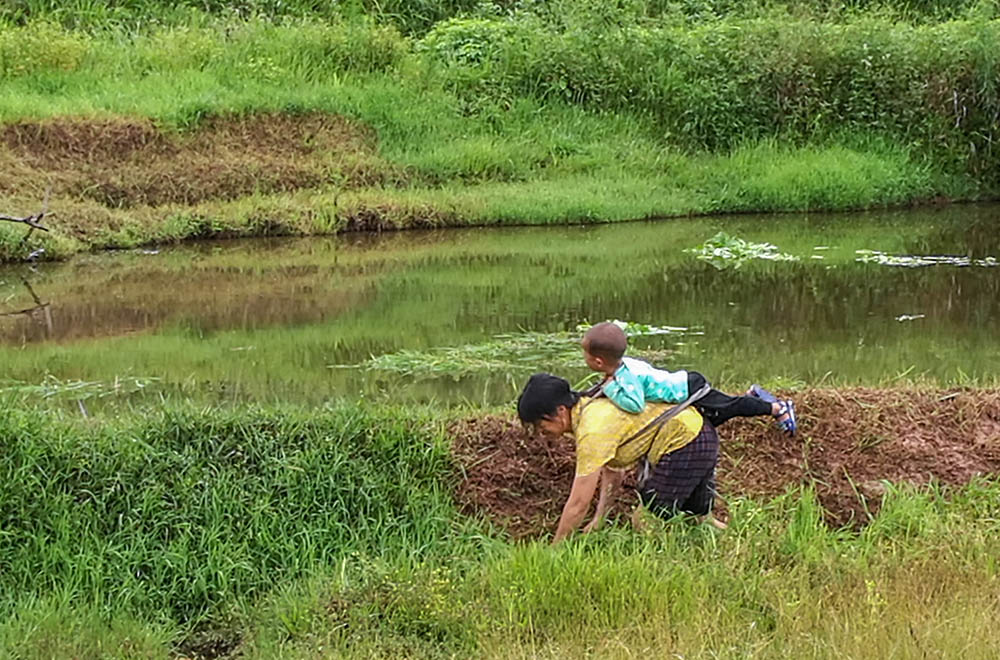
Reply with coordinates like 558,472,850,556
336,323,695,379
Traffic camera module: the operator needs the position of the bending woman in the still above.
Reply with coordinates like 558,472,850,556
517,372,722,544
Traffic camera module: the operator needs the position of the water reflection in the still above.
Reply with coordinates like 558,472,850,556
0,276,52,339
1,203,998,406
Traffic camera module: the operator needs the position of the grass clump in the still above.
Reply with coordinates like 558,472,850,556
336,322,697,380
0,402,462,623
686,231,799,269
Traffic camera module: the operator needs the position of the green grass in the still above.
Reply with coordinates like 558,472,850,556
1,5,998,656
4,415,997,660
223,483,1000,658
1,10,997,262
0,402,467,624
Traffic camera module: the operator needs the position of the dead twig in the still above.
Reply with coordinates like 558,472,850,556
0,210,51,232
1,186,54,248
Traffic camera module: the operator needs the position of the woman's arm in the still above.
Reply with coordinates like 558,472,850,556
583,467,624,534
552,470,601,544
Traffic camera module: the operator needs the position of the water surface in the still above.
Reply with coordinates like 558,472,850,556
1,204,998,410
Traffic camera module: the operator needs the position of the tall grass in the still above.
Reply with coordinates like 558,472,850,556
1,0,993,32
1,399,998,657
420,7,1000,179
0,403,464,622
0,9,996,261
242,485,1000,658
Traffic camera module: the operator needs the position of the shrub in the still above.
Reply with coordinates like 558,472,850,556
0,21,89,78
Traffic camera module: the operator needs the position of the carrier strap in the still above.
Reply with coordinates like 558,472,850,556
624,383,711,445
631,383,712,488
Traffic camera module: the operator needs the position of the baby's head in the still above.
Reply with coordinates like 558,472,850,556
581,322,627,375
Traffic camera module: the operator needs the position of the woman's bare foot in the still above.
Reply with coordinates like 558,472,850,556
696,514,728,530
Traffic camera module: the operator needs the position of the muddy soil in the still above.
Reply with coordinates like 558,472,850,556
450,388,1000,539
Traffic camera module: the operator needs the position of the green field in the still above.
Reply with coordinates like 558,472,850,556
3,2,1000,657
0,401,998,657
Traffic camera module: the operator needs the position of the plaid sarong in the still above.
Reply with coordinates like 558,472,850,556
637,421,720,518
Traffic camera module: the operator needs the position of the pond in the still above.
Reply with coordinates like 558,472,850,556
1,203,998,411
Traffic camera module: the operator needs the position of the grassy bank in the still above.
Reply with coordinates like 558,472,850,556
0,2,997,262
1,401,998,658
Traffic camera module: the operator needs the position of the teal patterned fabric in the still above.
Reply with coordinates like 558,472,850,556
601,357,689,414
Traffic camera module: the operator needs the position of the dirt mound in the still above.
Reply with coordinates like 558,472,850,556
451,388,1000,538
0,114,398,208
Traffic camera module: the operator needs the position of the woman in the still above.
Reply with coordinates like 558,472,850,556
517,372,723,544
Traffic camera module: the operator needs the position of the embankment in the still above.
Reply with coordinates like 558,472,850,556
453,387,1000,536
1,5,998,262
1,388,999,656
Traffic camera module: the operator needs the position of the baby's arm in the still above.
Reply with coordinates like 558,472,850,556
601,366,645,413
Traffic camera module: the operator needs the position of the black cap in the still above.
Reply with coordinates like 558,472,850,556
517,373,577,423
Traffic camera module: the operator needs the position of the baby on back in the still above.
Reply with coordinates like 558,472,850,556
581,321,796,434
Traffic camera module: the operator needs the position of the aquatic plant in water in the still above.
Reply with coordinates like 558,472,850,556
855,250,999,268
686,232,799,269
0,374,160,400
333,322,700,378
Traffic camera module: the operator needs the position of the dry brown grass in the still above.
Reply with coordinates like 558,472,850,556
0,114,402,208
0,114,418,256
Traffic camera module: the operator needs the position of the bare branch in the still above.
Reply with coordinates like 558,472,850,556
0,212,52,232
1,185,55,235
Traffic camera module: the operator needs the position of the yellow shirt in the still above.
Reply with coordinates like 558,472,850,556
571,397,704,477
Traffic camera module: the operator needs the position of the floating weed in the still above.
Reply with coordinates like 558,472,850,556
855,250,999,268
575,319,697,337
333,323,700,378
0,374,161,400
686,232,799,269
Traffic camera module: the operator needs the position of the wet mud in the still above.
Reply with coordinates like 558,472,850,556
450,388,1000,538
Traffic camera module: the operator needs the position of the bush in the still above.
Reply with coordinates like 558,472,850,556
0,21,89,78
418,10,1000,181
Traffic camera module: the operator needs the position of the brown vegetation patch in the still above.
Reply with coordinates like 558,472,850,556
0,113,402,210
451,388,1000,539
451,416,576,539
338,202,456,232
174,628,241,660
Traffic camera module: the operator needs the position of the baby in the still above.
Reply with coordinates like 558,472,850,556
582,321,796,434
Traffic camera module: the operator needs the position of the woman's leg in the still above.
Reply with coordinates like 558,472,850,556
638,421,720,518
